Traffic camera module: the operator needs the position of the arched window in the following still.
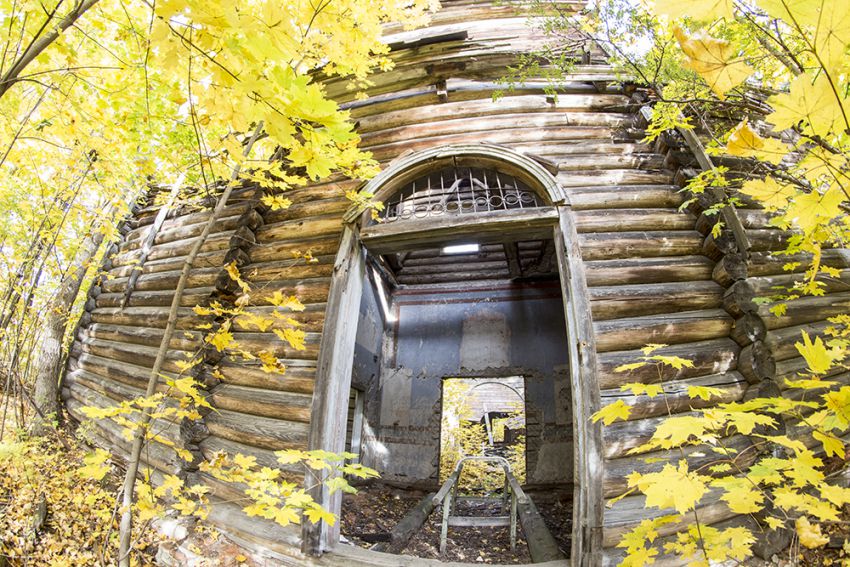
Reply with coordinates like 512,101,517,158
377,166,545,225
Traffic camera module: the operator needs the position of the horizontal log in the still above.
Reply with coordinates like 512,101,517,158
568,185,684,211
89,306,209,330
775,355,848,385
110,249,229,278
74,337,197,376
603,487,735,548
604,434,755,498
72,352,181,393
588,280,723,321
596,338,739,389
123,213,244,251
574,209,695,233
83,323,204,351
123,203,253,245
227,332,321,360
233,279,331,309
599,371,747,422
396,269,510,285
262,198,350,227
556,169,673,188
249,236,341,266
66,398,180,475
231,304,327,334
584,256,714,286
96,287,215,308
579,231,704,261
101,267,220,293
256,215,344,243
242,258,336,283
207,360,315,394
361,207,559,255
210,384,313,423
603,410,701,459
765,320,832,361
759,291,850,331
594,309,733,353
205,408,309,451
354,94,631,133
361,111,630,147
65,379,182,446
115,230,234,265
746,249,850,278
199,436,305,477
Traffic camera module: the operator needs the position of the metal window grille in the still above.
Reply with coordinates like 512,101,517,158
377,166,543,224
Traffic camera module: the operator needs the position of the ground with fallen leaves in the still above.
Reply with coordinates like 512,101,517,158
340,482,572,564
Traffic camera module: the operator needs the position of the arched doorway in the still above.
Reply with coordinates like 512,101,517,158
304,144,603,565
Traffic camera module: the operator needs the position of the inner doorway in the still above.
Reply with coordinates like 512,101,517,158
440,377,527,490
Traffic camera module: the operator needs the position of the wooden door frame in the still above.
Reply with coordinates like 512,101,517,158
303,145,603,566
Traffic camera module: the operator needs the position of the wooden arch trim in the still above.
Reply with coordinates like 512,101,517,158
342,142,569,225
305,144,602,566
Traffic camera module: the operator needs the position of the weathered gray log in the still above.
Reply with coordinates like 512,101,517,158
573,208,695,233
730,312,767,346
517,497,567,563
594,309,733,353
604,434,756,497
712,252,747,287
579,231,703,261
588,280,723,321
584,255,713,286
599,371,747,422
738,341,776,384
596,338,739,389
722,279,759,316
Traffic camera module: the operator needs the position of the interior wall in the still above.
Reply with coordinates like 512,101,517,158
350,270,386,469
371,280,572,489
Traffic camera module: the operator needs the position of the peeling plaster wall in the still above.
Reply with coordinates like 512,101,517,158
374,281,572,488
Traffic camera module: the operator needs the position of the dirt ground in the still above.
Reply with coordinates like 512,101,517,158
340,482,571,564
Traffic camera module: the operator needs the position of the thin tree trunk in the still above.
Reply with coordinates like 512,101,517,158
117,123,263,566
30,222,108,435
0,0,101,98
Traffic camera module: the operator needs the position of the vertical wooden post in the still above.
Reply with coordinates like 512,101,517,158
555,208,604,567
302,226,365,555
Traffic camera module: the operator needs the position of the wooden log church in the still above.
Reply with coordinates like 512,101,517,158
62,0,847,565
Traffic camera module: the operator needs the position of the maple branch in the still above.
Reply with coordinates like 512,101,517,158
0,0,101,99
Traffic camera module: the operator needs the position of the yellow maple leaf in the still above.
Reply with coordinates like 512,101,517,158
653,0,734,20
786,187,845,235
273,506,302,526
739,176,796,211
270,291,305,311
813,430,845,458
795,330,835,374
725,119,788,165
767,73,844,138
796,516,829,549
673,26,753,100
207,329,235,352
78,448,112,481
630,460,708,514
305,504,337,526
591,399,631,425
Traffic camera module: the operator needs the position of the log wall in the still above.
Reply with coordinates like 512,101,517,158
61,0,844,564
